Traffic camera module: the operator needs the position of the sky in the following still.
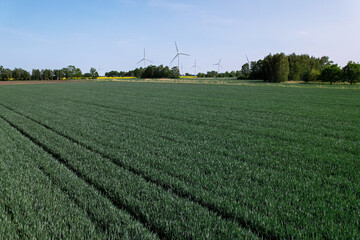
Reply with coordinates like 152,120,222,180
0,0,359,75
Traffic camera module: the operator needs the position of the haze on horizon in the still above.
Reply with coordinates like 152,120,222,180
0,0,359,75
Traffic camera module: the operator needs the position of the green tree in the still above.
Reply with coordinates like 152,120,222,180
12,68,22,80
241,63,250,78
171,67,180,79
41,69,53,80
319,64,342,84
125,70,134,77
250,60,266,80
288,53,303,81
160,66,171,78
319,56,333,69
31,69,41,80
21,69,31,80
304,69,321,82
63,65,76,79
235,71,244,79
2,68,12,80
133,68,144,78
74,68,82,78
105,71,120,77
343,61,360,85
271,53,289,82
90,67,99,79
206,71,218,78
0,65,3,79
53,69,64,80
143,65,156,78
262,54,273,82
62,67,70,79
153,65,163,78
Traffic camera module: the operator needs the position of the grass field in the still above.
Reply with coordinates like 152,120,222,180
0,81,359,239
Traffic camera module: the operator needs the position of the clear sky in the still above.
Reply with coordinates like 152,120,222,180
0,0,359,75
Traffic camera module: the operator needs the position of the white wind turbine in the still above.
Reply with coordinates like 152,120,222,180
137,48,153,68
214,58,223,73
191,60,201,75
170,41,190,75
98,65,104,77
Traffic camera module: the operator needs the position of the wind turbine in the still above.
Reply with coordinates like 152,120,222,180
170,41,190,75
214,58,223,73
137,48,153,68
98,65,104,77
191,60,201,75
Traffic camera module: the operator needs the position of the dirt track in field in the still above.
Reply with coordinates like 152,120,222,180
0,80,91,85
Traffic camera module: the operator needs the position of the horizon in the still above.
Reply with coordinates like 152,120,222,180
1,0,359,75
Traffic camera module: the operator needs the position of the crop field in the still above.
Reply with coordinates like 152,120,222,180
0,81,359,239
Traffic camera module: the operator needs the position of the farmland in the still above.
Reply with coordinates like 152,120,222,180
0,81,359,239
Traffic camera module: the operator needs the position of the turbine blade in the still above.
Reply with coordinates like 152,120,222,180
137,59,145,64
147,59,154,63
144,48,146,58
181,53,190,56
219,58,222,64
175,41,179,52
170,54,178,64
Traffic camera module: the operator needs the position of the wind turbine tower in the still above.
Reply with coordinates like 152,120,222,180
171,41,190,75
137,48,153,68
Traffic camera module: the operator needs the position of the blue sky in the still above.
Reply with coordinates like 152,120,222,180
0,0,359,74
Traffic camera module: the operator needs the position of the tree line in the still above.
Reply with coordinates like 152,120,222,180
240,53,360,84
1,54,359,84
105,65,181,79
0,65,99,81
105,66,245,79
105,68,244,79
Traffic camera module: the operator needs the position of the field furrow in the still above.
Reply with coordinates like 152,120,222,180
0,104,280,238
0,108,259,239
0,118,104,239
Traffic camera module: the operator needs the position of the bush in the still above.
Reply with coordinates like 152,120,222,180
303,69,321,82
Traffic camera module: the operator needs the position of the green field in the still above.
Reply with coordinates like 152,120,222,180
0,81,359,239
